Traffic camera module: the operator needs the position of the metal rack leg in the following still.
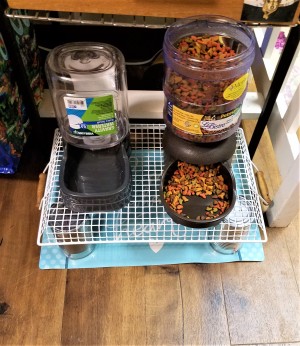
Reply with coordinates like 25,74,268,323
248,25,299,159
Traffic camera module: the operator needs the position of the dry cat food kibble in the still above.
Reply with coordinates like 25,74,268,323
163,17,256,143
167,35,238,111
163,34,248,142
165,34,240,120
176,35,236,60
163,161,230,220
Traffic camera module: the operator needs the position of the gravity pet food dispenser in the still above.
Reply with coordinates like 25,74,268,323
46,42,132,212
160,15,256,228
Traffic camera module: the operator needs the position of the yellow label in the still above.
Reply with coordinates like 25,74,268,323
223,73,249,101
172,105,203,135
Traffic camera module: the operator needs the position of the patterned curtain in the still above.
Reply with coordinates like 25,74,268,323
0,12,44,174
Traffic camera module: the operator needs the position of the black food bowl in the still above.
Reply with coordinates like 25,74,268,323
160,160,236,228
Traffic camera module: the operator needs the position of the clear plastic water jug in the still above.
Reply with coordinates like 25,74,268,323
45,42,129,150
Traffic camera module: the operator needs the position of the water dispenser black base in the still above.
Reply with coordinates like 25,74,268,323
59,141,132,213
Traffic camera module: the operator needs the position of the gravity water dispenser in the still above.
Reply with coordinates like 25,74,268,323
45,42,132,212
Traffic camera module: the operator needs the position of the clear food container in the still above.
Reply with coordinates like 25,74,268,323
163,15,255,143
45,42,129,150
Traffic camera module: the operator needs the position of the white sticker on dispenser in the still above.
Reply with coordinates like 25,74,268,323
64,95,117,136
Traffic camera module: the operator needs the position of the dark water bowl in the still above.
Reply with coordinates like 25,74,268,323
59,142,132,213
160,160,236,228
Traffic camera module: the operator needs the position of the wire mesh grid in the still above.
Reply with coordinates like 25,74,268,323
38,124,267,246
5,9,176,28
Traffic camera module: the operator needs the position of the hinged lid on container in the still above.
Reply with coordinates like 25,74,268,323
45,42,129,150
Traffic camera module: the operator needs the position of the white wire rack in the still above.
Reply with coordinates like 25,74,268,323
38,124,267,246
5,9,176,28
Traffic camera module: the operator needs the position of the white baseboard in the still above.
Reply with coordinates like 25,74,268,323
39,89,263,120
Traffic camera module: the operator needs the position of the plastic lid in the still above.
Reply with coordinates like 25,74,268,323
62,48,114,73
47,42,122,75
48,43,120,92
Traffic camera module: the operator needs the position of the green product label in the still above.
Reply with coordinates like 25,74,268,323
64,95,117,136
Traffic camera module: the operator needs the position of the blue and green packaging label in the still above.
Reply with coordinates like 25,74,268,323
64,95,117,136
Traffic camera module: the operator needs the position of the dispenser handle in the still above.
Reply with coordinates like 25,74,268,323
255,171,272,206
36,173,47,208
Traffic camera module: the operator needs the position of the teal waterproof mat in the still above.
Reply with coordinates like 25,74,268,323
38,124,267,269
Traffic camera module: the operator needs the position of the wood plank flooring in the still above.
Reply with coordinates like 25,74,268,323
0,119,299,346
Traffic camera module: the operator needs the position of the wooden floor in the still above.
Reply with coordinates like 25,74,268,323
0,119,299,346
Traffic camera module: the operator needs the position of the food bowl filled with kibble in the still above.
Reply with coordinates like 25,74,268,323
163,15,256,143
160,160,236,228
